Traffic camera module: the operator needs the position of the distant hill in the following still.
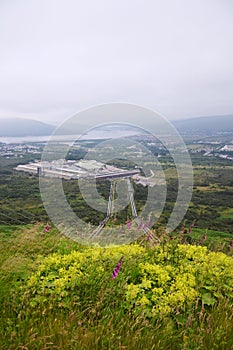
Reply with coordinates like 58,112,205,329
0,118,55,137
173,115,233,133
0,115,232,137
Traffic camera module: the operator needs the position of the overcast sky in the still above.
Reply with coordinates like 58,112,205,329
0,0,232,124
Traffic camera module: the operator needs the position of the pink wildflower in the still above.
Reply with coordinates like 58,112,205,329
112,256,123,279
144,217,150,230
200,232,207,245
146,233,151,241
180,224,185,235
127,221,132,230
228,239,233,251
44,224,50,233
188,222,195,234
145,217,150,226
138,222,143,230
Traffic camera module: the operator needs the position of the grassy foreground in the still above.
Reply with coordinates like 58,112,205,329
0,224,233,350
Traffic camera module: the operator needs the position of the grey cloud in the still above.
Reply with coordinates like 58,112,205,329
0,0,232,123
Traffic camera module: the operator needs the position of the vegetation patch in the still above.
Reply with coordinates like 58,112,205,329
0,227,233,349
21,243,233,317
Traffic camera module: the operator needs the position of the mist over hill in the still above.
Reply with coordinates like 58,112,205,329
0,118,55,137
173,115,233,133
0,115,232,137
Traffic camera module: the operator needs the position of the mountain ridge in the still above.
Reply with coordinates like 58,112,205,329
0,118,55,137
0,114,232,137
173,114,233,133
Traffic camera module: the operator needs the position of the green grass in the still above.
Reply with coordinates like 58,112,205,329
0,224,233,349
217,207,233,220
0,224,81,302
188,227,233,251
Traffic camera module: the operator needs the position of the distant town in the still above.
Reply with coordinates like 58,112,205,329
1,133,233,162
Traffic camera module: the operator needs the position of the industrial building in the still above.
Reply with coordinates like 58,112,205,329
14,159,140,180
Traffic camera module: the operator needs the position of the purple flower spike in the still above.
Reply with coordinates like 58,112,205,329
180,225,185,235
228,239,233,251
200,232,207,245
127,221,132,230
144,217,150,229
112,256,123,279
138,222,143,230
188,222,195,234
44,224,50,233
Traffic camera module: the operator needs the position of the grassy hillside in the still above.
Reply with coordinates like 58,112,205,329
0,224,232,350
0,147,232,349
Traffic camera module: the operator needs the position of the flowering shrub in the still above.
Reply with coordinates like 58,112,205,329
22,242,233,318
125,244,233,317
22,244,145,308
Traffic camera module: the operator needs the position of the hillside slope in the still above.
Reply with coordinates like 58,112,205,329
173,115,233,133
0,118,55,136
